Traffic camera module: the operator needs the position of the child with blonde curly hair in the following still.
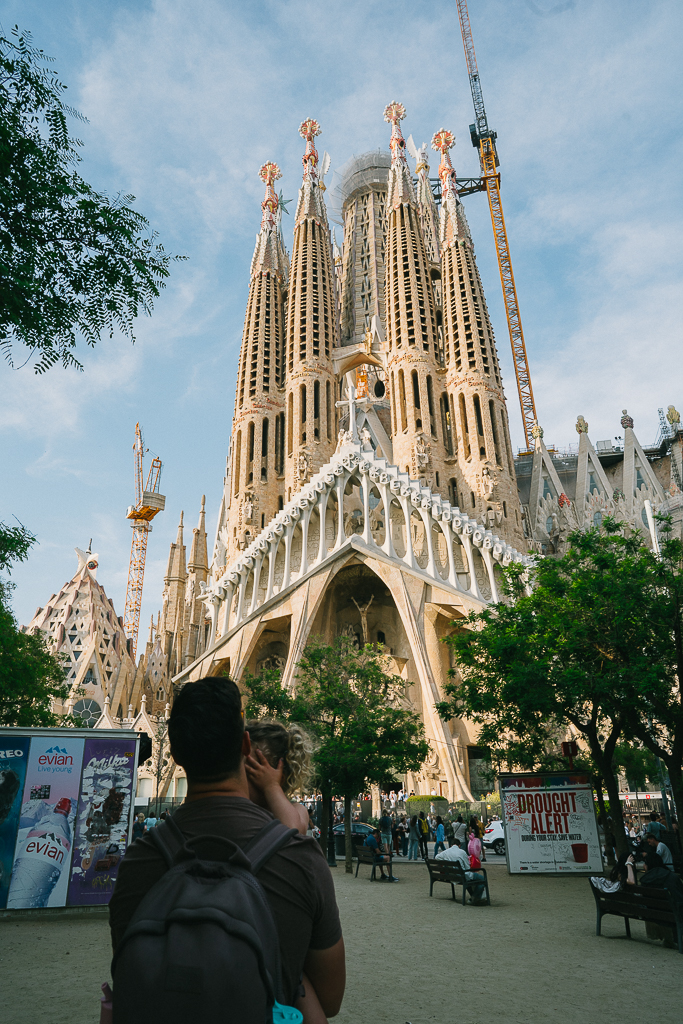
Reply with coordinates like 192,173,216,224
245,720,328,1024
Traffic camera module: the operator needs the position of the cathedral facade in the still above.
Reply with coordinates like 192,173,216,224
173,105,534,801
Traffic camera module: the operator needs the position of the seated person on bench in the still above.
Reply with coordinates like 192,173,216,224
435,838,486,903
643,831,674,870
364,829,398,882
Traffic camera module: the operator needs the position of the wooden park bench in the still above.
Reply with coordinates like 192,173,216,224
590,880,683,953
426,858,490,906
354,845,395,881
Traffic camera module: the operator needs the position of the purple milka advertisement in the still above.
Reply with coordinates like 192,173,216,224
67,737,136,906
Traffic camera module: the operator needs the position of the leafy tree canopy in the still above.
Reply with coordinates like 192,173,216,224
0,27,185,372
0,521,69,725
438,518,682,856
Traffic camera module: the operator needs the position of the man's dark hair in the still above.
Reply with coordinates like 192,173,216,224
643,850,664,871
646,832,659,843
650,812,658,821
168,676,244,782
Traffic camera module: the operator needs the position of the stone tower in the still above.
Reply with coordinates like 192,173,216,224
160,511,187,674
383,103,449,489
227,162,289,559
284,118,339,499
182,495,209,668
338,150,391,348
433,128,524,546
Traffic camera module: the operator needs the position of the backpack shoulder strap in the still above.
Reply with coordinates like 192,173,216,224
146,816,186,868
244,819,299,875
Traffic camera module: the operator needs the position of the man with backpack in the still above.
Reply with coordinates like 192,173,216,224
109,676,345,1023
417,811,429,859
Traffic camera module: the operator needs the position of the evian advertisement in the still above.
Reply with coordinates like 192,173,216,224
6,737,85,908
501,773,603,874
67,737,136,905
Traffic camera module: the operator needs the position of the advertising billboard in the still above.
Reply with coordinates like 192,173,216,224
67,736,137,906
500,772,603,874
0,736,31,909
6,736,85,908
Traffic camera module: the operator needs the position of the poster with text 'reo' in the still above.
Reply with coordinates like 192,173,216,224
501,773,603,874
6,736,85,908
67,736,136,906
0,736,31,909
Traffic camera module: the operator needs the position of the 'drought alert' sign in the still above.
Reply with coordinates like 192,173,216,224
500,773,603,874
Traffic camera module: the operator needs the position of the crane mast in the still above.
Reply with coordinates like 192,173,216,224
455,0,538,449
123,423,165,661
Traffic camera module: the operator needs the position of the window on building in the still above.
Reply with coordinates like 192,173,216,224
459,394,471,459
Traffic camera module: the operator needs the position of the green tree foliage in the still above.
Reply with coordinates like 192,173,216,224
437,519,682,858
244,635,428,871
0,521,69,725
614,743,658,793
0,28,184,372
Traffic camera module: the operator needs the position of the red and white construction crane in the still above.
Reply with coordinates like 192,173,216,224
455,0,538,449
123,423,165,661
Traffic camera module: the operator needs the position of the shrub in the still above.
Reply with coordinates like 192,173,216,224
405,795,449,816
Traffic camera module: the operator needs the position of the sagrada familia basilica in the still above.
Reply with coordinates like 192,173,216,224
25,104,683,803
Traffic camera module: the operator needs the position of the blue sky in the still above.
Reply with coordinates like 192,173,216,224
2,0,682,633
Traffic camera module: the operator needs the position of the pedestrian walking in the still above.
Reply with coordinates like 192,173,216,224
434,816,446,855
418,811,429,859
398,815,409,856
408,815,421,860
452,814,467,847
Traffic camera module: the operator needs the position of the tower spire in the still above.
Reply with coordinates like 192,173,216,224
384,102,415,209
251,161,288,279
284,118,339,497
433,128,460,249
294,118,328,226
219,165,290,563
383,103,444,486
434,128,524,544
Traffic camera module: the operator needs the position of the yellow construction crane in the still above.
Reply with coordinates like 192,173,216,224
455,0,538,449
123,423,165,661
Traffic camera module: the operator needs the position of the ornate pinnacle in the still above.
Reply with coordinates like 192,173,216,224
432,128,457,195
432,128,455,153
299,118,321,141
383,101,406,125
299,118,321,180
259,161,282,220
384,102,408,164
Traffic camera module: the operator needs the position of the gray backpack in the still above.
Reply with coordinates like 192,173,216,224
111,816,298,1023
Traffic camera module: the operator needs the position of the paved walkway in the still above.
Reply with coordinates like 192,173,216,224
0,859,680,1024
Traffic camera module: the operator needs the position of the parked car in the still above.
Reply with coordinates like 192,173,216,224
483,820,506,855
332,821,375,840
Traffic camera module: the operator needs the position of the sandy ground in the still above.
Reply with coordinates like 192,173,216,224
0,855,681,1024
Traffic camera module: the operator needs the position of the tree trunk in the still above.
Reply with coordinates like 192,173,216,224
663,759,683,836
344,793,353,874
597,753,629,859
593,773,612,860
319,784,330,859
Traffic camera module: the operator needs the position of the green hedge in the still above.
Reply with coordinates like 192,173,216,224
405,795,449,815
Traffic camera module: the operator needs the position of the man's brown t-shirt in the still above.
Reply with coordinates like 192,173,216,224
109,796,341,1003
